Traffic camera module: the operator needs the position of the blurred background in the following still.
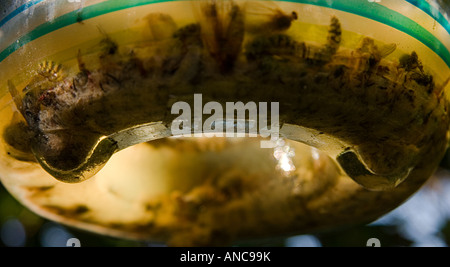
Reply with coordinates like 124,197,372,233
2,153,450,247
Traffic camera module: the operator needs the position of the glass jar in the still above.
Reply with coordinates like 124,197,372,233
0,0,449,246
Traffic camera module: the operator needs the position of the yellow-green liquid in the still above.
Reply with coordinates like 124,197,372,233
0,1,448,245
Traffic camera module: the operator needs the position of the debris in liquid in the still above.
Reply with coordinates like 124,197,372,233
2,1,449,190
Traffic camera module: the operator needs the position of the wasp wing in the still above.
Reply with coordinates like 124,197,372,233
378,43,397,58
192,0,245,72
243,0,296,34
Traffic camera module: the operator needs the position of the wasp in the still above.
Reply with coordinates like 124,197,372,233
399,51,435,93
399,51,423,72
4,60,67,161
245,16,342,66
244,1,297,33
331,37,396,74
161,23,204,83
298,16,342,65
323,16,342,58
37,61,63,81
193,0,245,73
245,33,300,61
7,61,66,130
356,37,396,69
145,13,178,41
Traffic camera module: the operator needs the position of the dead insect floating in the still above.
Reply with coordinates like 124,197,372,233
244,1,298,33
1,0,449,247
197,0,246,72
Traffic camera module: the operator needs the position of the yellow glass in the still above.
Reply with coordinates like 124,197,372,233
0,0,449,246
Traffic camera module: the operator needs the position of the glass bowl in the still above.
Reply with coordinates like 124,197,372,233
0,0,449,246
